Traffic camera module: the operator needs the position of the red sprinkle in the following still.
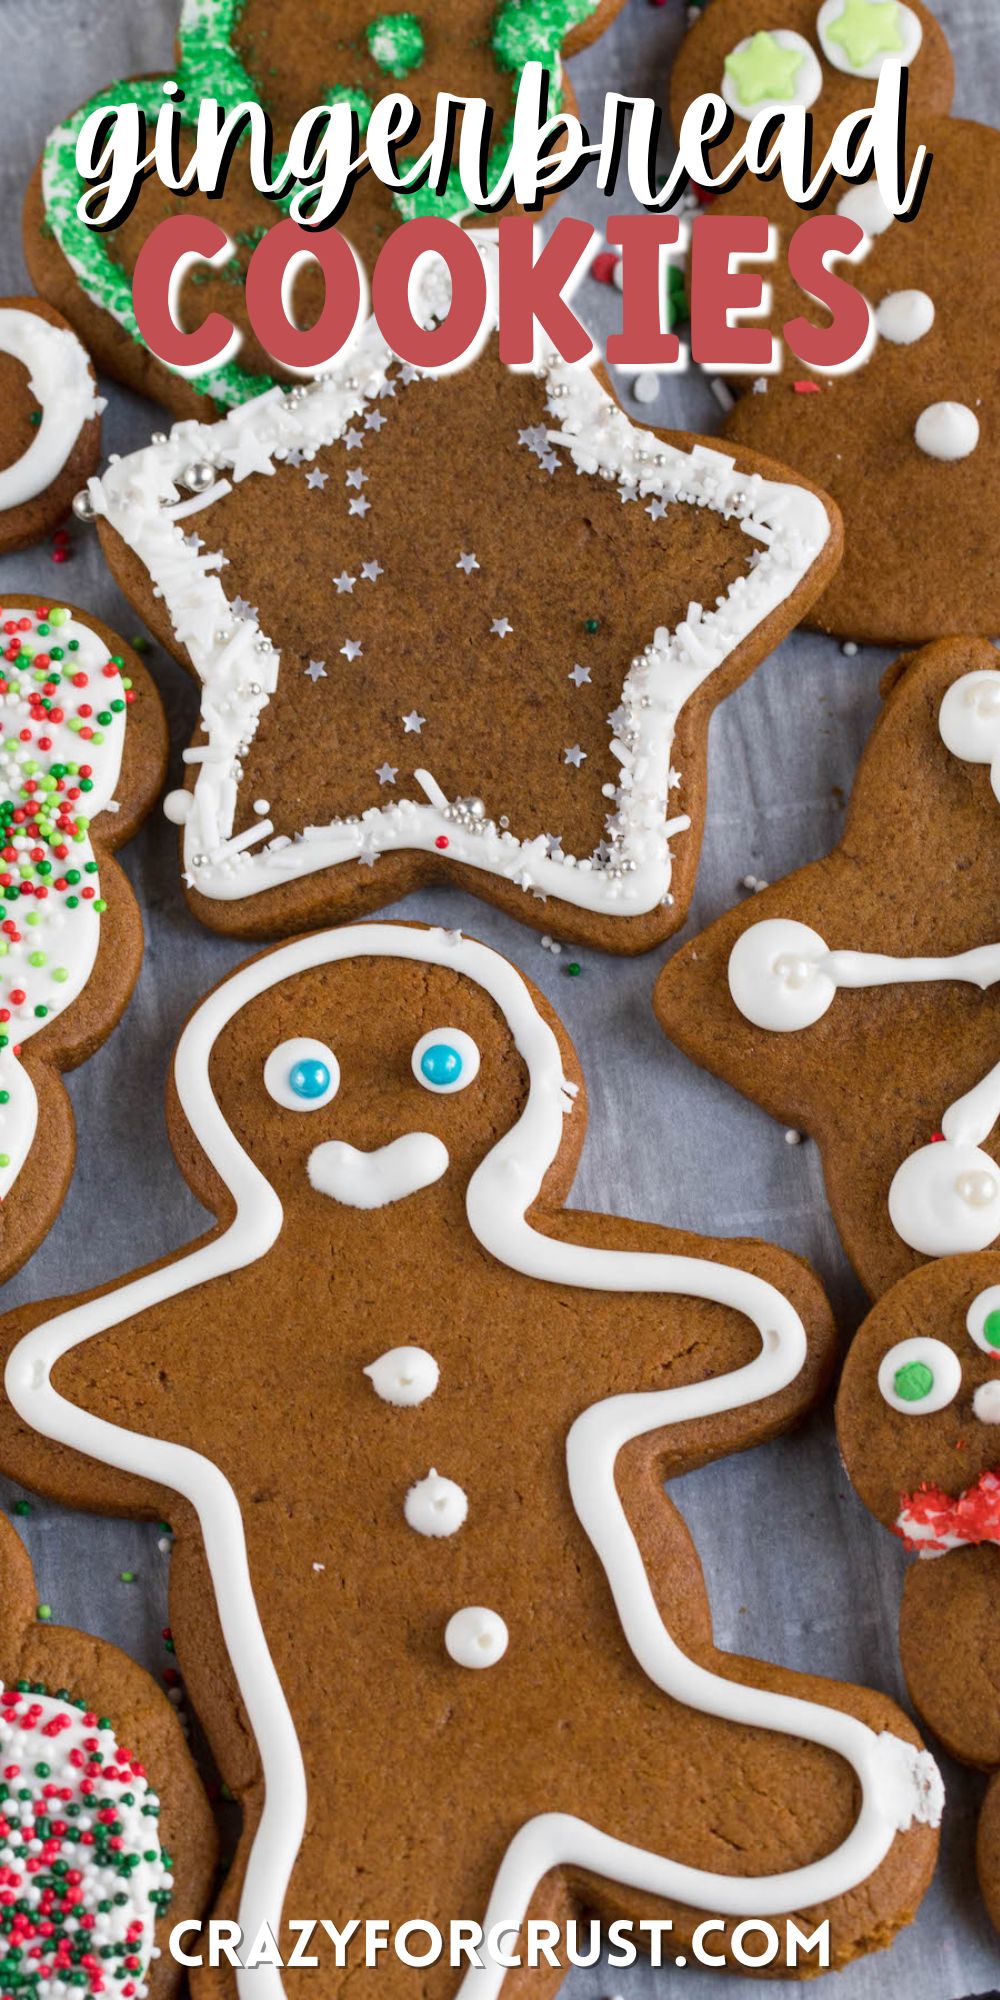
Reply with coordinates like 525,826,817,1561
590,251,619,286
793,380,822,394
434,835,449,850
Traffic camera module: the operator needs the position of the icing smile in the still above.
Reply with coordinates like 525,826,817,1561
896,1467,1000,1555
307,1133,449,1209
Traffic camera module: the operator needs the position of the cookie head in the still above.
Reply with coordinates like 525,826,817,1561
838,1268,1000,1551
182,926,582,1224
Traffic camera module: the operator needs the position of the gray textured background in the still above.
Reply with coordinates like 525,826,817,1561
0,2,996,1996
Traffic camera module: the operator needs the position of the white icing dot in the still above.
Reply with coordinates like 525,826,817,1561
914,402,980,463
875,289,935,346
253,798,270,815
404,1468,468,1537
163,788,194,825
445,1606,508,1668
364,1344,439,1406
836,182,893,237
889,1141,1000,1256
632,372,660,406
973,1379,1000,1425
877,1336,962,1415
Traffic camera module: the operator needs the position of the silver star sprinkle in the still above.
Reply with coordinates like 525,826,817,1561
231,596,257,620
346,468,368,490
349,496,372,516
304,659,327,682
340,639,363,661
402,711,425,733
343,428,364,449
305,468,328,490
646,497,668,521
365,411,386,432
568,664,591,686
333,572,357,594
564,744,587,767
183,531,203,551
456,552,480,574
376,762,398,785
360,560,384,582
490,616,513,637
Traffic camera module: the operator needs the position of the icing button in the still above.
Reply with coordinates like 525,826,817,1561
364,1345,439,1406
404,1469,468,1537
973,1380,1000,1424
445,1606,508,1668
914,402,980,463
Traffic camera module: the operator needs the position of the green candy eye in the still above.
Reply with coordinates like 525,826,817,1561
893,1360,934,1403
879,1338,961,1416
983,1310,1000,1349
967,1292,1000,1355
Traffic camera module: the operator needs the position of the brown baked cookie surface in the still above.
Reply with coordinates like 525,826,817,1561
837,1250,1000,1929
26,0,626,420
0,298,101,554
0,596,167,1283
93,313,841,952
0,1510,216,1998
0,922,941,1990
655,636,1000,1300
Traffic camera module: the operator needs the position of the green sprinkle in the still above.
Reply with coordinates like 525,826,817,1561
36,1605,52,1622
366,11,425,75
983,1308,1000,1349
584,617,600,633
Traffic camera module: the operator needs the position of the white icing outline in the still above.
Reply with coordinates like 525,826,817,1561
90,232,833,923
5,925,941,2000
0,309,101,515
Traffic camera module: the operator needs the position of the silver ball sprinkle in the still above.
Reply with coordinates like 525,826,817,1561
72,488,96,523
255,637,273,654
182,461,216,492
151,431,168,446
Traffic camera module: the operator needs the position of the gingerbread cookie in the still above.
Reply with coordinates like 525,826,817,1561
669,0,952,164
836,1251,1000,1932
654,636,1000,1300
27,0,626,419
0,921,942,1982
0,1510,216,1996
90,235,841,953
0,597,167,1283
0,300,101,554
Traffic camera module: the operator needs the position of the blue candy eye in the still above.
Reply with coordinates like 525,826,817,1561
290,1057,332,1100
264,1037,340,1111
412,1027,480,1094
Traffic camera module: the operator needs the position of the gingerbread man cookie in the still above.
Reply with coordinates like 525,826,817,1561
0,1510,216,1996
837,1251,1000,1933
667,4,996,642
0,300,101,554
0,922,942,1988
90,233,842,954
655,636,1000,1301
27,0,626,419
0,597,167,1284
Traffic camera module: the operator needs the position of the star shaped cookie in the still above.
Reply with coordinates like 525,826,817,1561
90,238,841,952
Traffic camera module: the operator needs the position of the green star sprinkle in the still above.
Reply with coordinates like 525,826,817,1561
826,0,903,69
366,12,425,77
724,30,804,106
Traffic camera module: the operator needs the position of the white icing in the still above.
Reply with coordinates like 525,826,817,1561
914,401,980,462
889,1127,1000,1257
973,1380,1000,1424
364,1344,439,1405
836,182,893,237
411,1026,481,1093
4,924,942,2000
263,1036,340,1110
817,1,923,78
163,786,195,823
967,1286,1000,1356
939,671,1000,805
875,289,935,345
405,1468,469,1537
0,1681,172,1997
721,31,823,121
307,1131,449,1207
877,1336,961,1414
445,1606,508,1667
91,231,833,924
0,607,128,1199
0,309,101,514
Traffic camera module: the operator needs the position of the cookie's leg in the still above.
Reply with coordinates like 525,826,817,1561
977,1768,1000,1934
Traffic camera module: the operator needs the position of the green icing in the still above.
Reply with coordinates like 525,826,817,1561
42,0,600,407
366,12,426,77
826,0,903,69
893,1360,934,1404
